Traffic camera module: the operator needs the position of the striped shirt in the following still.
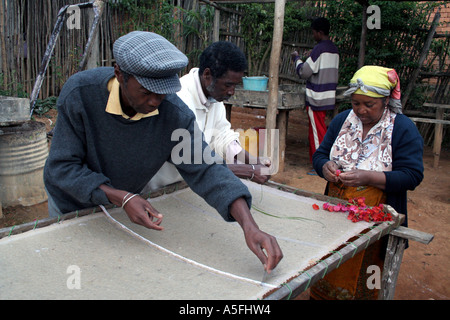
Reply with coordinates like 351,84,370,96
295,40,339,111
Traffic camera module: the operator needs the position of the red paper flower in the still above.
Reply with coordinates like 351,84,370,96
317,197,392,223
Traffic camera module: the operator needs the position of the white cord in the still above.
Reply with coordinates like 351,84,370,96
99,205,277,289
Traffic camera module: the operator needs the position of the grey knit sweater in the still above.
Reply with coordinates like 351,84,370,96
44,67,251,220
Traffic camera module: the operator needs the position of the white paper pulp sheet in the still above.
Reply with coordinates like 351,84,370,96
0,180,372,299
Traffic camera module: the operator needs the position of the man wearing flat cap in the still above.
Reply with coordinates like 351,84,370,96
44,31,283,273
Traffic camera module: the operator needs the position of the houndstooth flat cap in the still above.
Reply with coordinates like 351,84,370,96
113,31,188,94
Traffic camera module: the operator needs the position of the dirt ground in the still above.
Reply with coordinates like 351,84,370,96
1,106,449,300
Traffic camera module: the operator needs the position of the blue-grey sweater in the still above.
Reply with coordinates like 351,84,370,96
44,67,251,220
313,109,424,225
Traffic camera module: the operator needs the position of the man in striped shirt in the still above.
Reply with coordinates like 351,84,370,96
291,17,339,166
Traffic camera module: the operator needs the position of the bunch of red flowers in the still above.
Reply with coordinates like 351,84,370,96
312,197,392,223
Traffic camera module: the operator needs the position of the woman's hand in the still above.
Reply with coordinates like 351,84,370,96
339,169,386,190
338,170,366,187
322,161,340,183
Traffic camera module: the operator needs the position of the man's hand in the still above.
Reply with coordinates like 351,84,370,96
230,198,283,273
291,50,299,62
251,164,271,184
122,195,164,230
243,226,282,273
99,184,163,230
229,163,271,185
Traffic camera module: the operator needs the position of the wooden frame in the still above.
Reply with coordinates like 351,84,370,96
262,181,434,300
0,180,434,300
409,103,450,168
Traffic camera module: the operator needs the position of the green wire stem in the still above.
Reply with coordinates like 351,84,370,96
251,205,325,227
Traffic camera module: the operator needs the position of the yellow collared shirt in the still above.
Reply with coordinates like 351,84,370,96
105,77,159,120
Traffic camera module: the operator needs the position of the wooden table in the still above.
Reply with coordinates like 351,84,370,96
224,84,305,172
0,180,433,300
409,102,450,168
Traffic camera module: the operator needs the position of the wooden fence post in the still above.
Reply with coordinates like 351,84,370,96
266,0,286,172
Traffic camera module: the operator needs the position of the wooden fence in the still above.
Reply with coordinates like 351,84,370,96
0,0,333,99
0,0,448,108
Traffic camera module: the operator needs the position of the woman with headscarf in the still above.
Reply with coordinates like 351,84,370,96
310,65,424,300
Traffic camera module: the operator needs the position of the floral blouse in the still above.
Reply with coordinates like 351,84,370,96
330,108,396,172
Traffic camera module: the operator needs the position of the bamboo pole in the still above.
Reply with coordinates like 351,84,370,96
265,0,286,172
357,0,368,69
79,0,105,71
29,4,70,116
25,0,31,94
0,0,8,91
402,10,440,109
213,7,220,42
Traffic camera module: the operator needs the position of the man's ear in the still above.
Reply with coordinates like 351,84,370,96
202,68,213,83
114,64,123,83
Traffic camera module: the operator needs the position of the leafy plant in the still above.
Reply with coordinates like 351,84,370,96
238,3,274,76
180,4,215,65
324,0,443,88
109,0,181,42
32,96,58,116
0,72,28,98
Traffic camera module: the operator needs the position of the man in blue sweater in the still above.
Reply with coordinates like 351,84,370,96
44,31,282,273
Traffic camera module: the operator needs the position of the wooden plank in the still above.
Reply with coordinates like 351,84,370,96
433,108,444,167
403,110,436,118
379,226,434,299
281,89,305,107
0,182,189,239
227,87,305,109
276,110,287,172
389,226,434,245
0,206,101,239
262,180,407,300
228,89,281,108
423,102,450,109
409,117,450,125
409,114,449,168
379,234,407,300
264,217,403,300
